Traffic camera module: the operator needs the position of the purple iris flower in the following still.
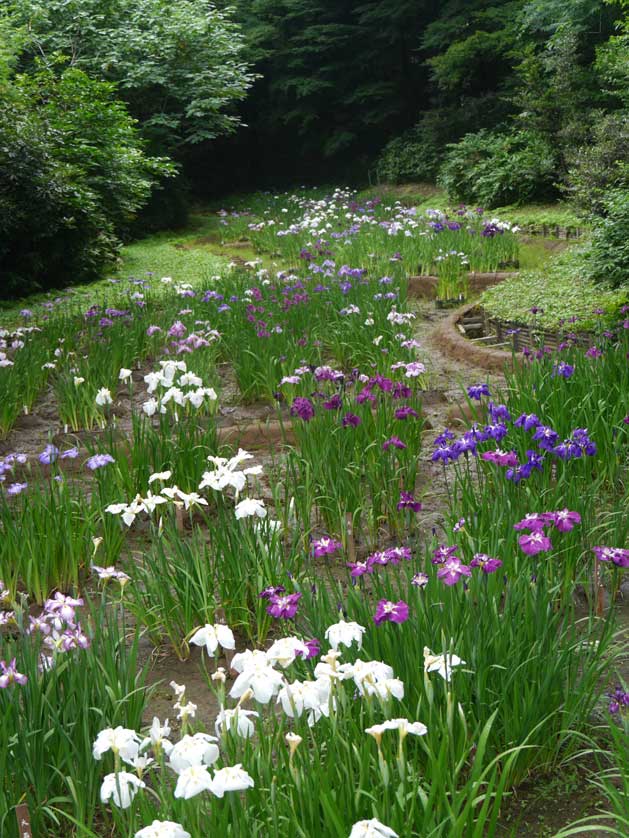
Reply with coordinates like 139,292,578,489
481,449,519,468
290,397,315,421
551,509,581,532
432,544,459,565
397,492,422,512
607,686,629,715
488,402,511,423
342,413,361,428
394,406,419,420
592,547,629,568
258,585,286,600
467,384,490,400
86,454,115,471
437,558,472,586
518,531,553,555
484,423,508,442
513,513,554,532
470,554,503,574
6,482,27,496
0,659,28,688
585,346,602,358
533,425,558,450
382,436,406,451
311,537,343,558
297,638,321,659
39,445,60,465
373,599,409,625
553,362,574,379
322,394,342,411
266,592,302,619
514,413,541,431
347,559,375,578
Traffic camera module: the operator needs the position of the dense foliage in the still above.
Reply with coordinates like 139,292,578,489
0,1,252,296
438,129,557,208
3,0,629,292
0,66,172,296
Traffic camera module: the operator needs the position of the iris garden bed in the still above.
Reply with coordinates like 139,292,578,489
0,188,628,838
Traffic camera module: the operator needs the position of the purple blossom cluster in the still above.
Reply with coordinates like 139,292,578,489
607,685,629,715
86,453,115,471
311,536,343,558
514,509,581,555
592,546,629,569
0,452,29,495
432,400,599,483
0,590,90,687
347,546,412,579
38,445,79,466
431,544,502,586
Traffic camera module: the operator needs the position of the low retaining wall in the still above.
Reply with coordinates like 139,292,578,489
485,314,595,353
408,271,517,300
522,223,585,239
433,303,516,373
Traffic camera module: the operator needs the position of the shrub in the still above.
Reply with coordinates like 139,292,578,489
563,112,629,217
438,128,558,208
587,188,629,289
0,67,172,298
375,118,443,184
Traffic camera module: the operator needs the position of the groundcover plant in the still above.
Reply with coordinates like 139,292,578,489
0,189,627,838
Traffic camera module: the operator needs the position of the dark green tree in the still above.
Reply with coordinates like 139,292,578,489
0,64,172,296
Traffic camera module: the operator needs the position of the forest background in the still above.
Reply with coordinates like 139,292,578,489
1,0,629,296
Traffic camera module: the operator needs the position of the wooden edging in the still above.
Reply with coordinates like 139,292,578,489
432,303,516,373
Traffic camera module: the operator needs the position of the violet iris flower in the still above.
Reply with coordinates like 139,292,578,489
481,449,519,468
342,412,361,428
290,397,315,421
373,599,409,625
311,537,343,557
86,454,115,471
0,659,27,688
258,585,286,600
518,531,553,555
432,544,459,565
382,436,406,451
551,509,581,532
514,413,541,432
470,554,503,574
607,686,629,714
266,592,302,619
39,444,60,465
397,492,422,512
437,558,472,586
394,407,419,420
6,482,27,496
592,546,629,569
411,572,429,588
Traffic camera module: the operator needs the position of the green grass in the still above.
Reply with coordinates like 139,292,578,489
0,212,253,326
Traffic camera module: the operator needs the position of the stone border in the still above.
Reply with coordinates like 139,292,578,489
433,303,516,373
408,271,517,300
